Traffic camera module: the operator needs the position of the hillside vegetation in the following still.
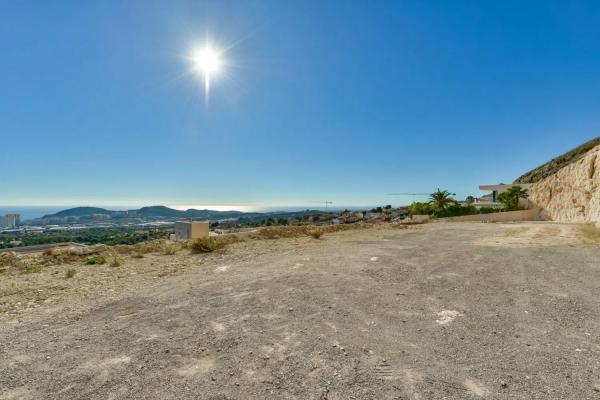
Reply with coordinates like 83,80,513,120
514,136,600,183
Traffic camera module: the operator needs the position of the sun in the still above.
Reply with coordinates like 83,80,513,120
190,44,224,102
192,45,223,75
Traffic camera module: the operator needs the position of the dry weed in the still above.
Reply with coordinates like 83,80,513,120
581,223,600,242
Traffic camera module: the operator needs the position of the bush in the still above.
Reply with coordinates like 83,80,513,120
163,243,178,255
410,202,434,215
65,268,77,278
190,237,227,253
309,230,323,239
110,256,123,267
433,204,479,218
84,255,106,265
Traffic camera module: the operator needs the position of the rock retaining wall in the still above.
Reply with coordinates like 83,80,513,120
528,144,600,223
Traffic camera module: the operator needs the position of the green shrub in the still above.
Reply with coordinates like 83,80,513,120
410,202,434,215
190,237,227,253
84,255,106,265
21,265,41,274
434,204,479,218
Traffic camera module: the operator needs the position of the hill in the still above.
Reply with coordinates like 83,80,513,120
514,136,600,183
43,207,114,218
37,205,313,223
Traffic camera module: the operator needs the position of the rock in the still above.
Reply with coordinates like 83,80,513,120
65,244,108,256
528,144,600,223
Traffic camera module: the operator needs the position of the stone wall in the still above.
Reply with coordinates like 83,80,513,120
441,208,542,223
528,144,600,223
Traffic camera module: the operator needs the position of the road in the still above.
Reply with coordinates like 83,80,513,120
1,222,600,399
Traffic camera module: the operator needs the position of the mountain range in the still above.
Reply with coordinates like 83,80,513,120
41,205,262,221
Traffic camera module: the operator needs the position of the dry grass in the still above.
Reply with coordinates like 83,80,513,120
41,247,84,265
0,252,21,268
113,240,165,256
65,268,77,279
110,256,123,268
20,265,42,274
251,223,366,240
581,223,600,242
190,237,228,253
163,243,178,255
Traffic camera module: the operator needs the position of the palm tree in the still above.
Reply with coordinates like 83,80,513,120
429,189,456,210
498,186,529,211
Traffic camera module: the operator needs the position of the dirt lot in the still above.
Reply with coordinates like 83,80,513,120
1,222,600,399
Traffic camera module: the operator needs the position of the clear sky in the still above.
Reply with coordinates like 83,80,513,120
2,0,600,210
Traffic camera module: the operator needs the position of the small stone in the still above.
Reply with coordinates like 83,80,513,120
500,380,508,388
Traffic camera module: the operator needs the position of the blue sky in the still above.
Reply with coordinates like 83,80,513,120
1,0,599,210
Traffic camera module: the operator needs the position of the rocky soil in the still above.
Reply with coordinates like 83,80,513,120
1,222,600,399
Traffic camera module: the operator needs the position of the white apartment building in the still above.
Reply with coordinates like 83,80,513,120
0,214,20,228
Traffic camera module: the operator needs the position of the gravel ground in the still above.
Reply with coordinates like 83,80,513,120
1,222,600,399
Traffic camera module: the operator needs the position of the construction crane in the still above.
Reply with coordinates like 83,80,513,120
307,200,333,211
387,193,430,203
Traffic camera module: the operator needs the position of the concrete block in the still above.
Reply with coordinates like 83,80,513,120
174,221,209,240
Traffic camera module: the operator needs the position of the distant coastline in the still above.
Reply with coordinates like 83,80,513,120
0,205,373,222
0,206,68,221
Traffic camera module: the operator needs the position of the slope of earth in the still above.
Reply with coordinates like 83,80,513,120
515,136,600,184
2,222,600,399
528,144,600,223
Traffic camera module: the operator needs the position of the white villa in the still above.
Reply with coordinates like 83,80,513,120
476,184,532,209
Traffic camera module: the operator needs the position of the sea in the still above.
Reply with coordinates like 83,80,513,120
0,206,74,221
